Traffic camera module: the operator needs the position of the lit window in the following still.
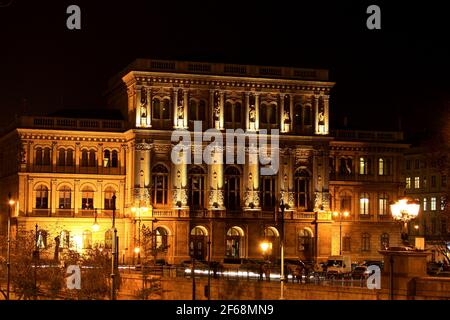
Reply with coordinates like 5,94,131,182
360,193,369,215
378,158,384,175
423,198,427,211
406,177,411,189
414,177,420,189
431,197,437,211
380,233,389,249
361,233,370,251
359,157,368,175
441,197,446,211
378,193,388,215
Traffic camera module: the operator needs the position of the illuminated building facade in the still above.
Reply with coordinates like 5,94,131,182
0,59,407,264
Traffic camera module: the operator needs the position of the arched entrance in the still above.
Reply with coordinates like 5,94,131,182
189,226,208,261
226,226,245,259
262,226,280,260
298,228,314,260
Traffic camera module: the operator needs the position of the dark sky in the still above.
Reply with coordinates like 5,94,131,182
1,1,449,141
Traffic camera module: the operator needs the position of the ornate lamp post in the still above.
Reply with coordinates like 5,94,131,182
279,199,286,300
390,198,420,246
332,210,349,255
131,205,148,265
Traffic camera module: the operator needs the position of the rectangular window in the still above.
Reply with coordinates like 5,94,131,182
406,160,411,170
431,197,437,211
431,176,436,188
378,158,384,175
423,176,427,188
415,159,420,169
441,197,446,211
378,195,388,215
423,198,427,211
360,194,369,215
343,236,351,252
359,157,368,175
406,177,411,189
442,175,447,187
414,177,420,189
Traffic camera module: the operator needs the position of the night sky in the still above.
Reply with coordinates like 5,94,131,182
1,1,449,142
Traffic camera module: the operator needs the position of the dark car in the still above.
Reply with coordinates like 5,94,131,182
351,266,370,279
362,260,384,271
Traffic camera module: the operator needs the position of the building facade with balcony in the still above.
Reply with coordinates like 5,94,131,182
0,59,407,265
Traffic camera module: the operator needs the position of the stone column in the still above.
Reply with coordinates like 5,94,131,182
279,94,285,132
96,181,102,213
289,95,294,132
98,143,103,173
183,89,189,128
135,86,142,128
125,142,134,207
209,90,215,128
173,89,179,128
323,94,330,134
52,142,57,169
314,94,320,135
172,148,188,209
74,179,80,214
255,93,260,131
219,91,225,130
27,178,34,215
245,92,250,130
51,179,57,214
146,88,152,127
208,147,224,210
75,142,80,173
244,140,260,210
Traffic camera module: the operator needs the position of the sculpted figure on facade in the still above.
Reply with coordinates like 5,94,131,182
249,95,256,123
177,89,184,120
140,87,147,118
213,90,220,121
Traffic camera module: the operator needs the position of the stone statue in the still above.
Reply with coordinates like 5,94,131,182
213,91,220,121
318,100,325,125
283,110,291,124
177,89,184,120
140,87,147,118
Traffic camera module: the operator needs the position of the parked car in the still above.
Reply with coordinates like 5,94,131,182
351,266,370,279
326,255,352,277
362,260,384,271
239,259,264,273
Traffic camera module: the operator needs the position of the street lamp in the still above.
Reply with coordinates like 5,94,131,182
110,193,117,300
390,198,419,245
279,199,286,300
333,210,349,255
260,241,270,260
6,192,14,300
92,209,100,232
131,205,148,265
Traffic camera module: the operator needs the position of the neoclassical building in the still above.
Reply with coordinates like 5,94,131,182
0,59,408,264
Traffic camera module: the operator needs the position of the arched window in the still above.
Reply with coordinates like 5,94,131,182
35,185,49,209
105,229,113,249
225,102,242,128
188,166,206,209
82,230,92,249
380,233,389,250
111,150,118,168
103,150,111,167
155,227,169,250
36,230,48,249
66,149,74,166
189,100,207,121
224,166,240,210
298,229,313,253
262,227,279,257
294,104,302,129
60,230,70,249
88,150,96,167
152,98,171,120
378,158,384,176
81,150,88,167
260,175,276,210
189,226,207,260
361,233,370,251
104,187,116,210
294,169,310,209
58,186,71,209
43,148,51,166
35,148,43,165
225,102,233,122
152,164,169,205
226,227,244,258
58,149,66,166
81,187,94,210
360,192,369,215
